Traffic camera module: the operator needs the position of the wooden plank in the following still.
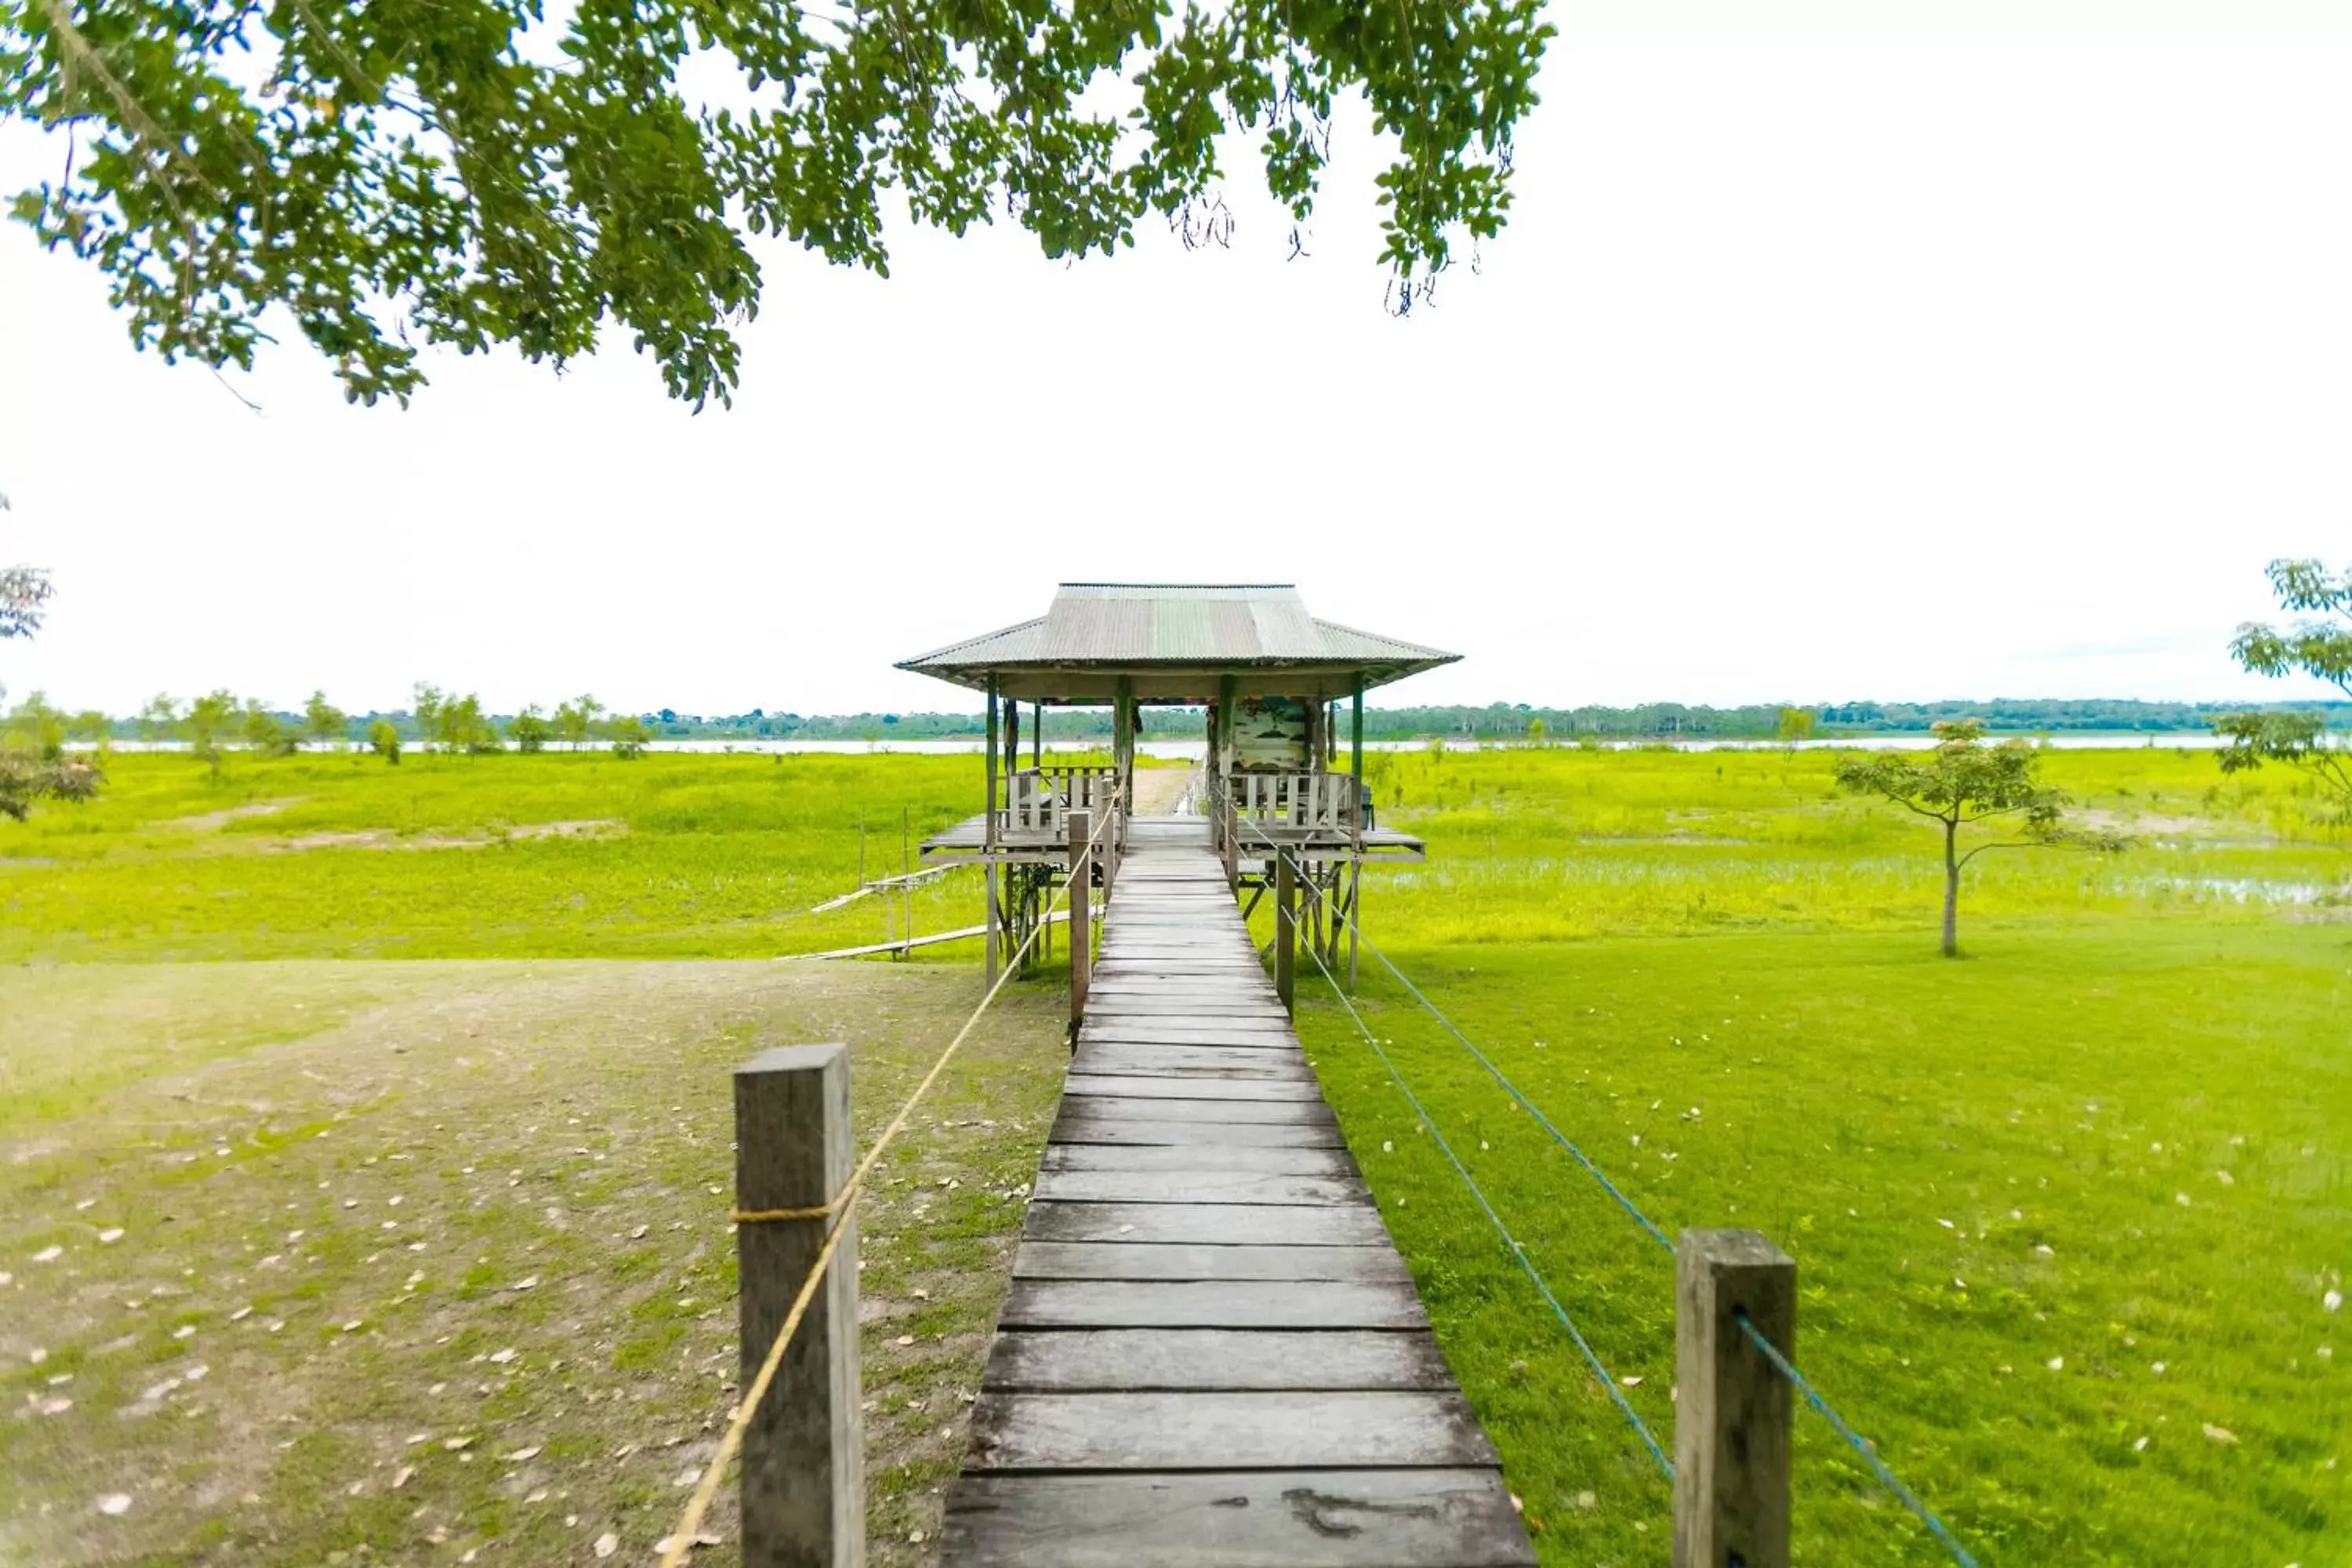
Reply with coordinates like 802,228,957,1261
1050,1116,1346,1149
1013,1243,1408,1283
982,1328,1445,1391
940,1469,1535,1568
1077,1019,1297,1040
1074,1036,1302,1058
1040,1143,1348,1178
1069,1047,1313,1080
967,1391,1498,1471
1063,1075,1325,1102
999,1278,1426,1330
1032,1169,1368,1206
1051,1095,1335,1126
1023,1202,1390,1246
1082,1000,1291,1019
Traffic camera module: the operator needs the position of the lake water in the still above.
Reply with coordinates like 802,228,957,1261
92,733,2242,757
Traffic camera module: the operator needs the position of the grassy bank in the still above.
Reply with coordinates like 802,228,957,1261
1298,925,2349,1566
1261,746,2350,1566
0,751,1007,962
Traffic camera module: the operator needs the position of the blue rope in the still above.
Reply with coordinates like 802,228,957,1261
1735,1313,1981,1568
1257,835,1980,1565
1288,891,1675,1480
1241,826,1675,1254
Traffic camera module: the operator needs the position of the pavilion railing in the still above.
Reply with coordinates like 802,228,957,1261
1225,770,1362,839
996,767,1119,841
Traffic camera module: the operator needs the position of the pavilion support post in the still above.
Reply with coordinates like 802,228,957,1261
1006,700,1021,790
1673,1229,1796,1568
1067,811,1091,1032
1114,676,1135,841
1349,677,1364,990
733,1044,862,1568
1217,675,1238,890
1274,851,1297,1014
1033,700,1044,768
983,677,1000,984
1346,860,1362,991
1351,680,1364,789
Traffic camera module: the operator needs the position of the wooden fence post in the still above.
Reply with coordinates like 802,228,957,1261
1274,851,1296,1013
734,1044,864,1568
1673,1229,1795,1568
1068,810,1091,1029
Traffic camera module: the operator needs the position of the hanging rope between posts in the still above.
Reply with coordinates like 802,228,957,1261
1283,862,1674,1480
1737,1312,1983,1568
657,797,1121,1568
1234,820,1672,1253
1247,831,1984,1568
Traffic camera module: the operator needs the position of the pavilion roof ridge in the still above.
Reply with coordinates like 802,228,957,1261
895,582,1458,696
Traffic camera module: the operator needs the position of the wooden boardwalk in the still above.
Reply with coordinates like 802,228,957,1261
939,818,1534,1567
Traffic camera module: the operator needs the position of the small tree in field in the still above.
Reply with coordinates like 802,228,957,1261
437,694,502,754
412,684,446,750
601,714,651,760
182,691,238,781
2216,558,2352,824
0,686,101,820
509,706,553,753
1836,721,2118,957
367,720,402,764
1777,707,1817,743
556,695,604,752
304,690,349,750
242,699,299,757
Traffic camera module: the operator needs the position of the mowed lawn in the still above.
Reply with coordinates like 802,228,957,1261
1276,746,2348,1566
3,742,2347,1566
1298,927,2349,1567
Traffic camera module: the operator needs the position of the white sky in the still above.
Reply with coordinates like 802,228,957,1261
2,2,2348,719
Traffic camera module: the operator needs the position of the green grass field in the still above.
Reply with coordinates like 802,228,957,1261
0,750,1022,962
3,742,2346,1565
1276,746,2348,1566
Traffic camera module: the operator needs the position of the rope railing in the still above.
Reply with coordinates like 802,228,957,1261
657,797,1122,1568
1289,896,1675,1479
1242,824,1983,1568
1737,1312,1983,1568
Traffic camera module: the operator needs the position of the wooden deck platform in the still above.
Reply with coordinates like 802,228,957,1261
917,811,1426,866
938,818,1533,1568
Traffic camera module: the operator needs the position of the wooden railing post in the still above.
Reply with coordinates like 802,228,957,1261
1274,850,1297,1014
1673,1229,1795,1568
733,1045,863,1568
1068,810,1091,1029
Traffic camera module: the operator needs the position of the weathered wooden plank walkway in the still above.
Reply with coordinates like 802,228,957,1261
939,818,1534,1568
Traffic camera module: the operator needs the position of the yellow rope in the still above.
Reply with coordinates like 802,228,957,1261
731,1201,837,1224
657,800,1119,1567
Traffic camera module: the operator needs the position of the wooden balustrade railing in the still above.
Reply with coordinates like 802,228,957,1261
994,768,1119,840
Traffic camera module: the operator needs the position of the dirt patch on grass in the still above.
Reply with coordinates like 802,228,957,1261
273,819,626,854
0,959,1066,1566
167,799,302,832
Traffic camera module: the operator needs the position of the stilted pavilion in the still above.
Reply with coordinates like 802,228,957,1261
900,583,1458,982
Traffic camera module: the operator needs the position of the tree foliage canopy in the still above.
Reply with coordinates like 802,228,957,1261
2,0,1553,405
1834,720,2071,848
2217,557,2352,818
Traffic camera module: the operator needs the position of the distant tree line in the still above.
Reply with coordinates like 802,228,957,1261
54,692,2352,749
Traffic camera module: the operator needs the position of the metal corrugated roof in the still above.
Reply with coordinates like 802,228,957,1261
897,583,1458,691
